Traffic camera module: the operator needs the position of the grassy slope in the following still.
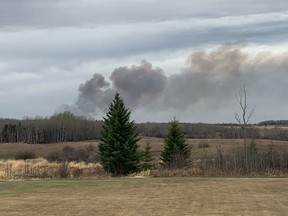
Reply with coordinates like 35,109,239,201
1,177,288,216
1,137,288,160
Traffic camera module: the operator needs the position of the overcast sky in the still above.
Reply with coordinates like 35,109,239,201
1,0,288,123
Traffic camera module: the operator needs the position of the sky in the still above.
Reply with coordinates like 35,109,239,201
1,0,288,123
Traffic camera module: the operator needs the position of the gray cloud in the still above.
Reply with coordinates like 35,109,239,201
1,1,288,122
1,11,288,63
1,0,288,28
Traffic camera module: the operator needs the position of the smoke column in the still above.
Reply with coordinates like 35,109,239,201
58,43,288,118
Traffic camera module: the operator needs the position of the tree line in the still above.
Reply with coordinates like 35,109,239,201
258,120,288,126
0,113,102,143
1,117,288,144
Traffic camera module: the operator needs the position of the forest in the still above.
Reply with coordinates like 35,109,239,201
1,111,288,144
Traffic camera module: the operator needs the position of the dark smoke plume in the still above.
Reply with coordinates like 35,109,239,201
76,73,114,113
164,44,252,109
110,59,167,108
57,59,167,116
58,43,288,117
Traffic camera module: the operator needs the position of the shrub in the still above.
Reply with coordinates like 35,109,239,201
198,142,210,148
15,151,36,160
72,148,89,162
47,151,61,162
86,144,96,152
87,153,99,163
58,162,69,178
71,167,83,178
62,145,75,161
0,171,6,180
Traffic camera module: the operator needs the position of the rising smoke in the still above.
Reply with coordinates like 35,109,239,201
110,59,167,108
58,43,288,117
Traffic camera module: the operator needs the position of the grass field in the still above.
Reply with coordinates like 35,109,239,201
0,177,288,215
0,141,97,159
1,137,288,160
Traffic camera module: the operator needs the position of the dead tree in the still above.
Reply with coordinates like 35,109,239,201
234,86,255,170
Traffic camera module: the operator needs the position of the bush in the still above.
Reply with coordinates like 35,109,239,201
47,151,61,162
15,151,36,160
58,162,69,178
86,144,96,152
62,145,75,161
72,148,89,162
198,142,210,148
87,153,99,163
71,167,83,178
47,145,98,163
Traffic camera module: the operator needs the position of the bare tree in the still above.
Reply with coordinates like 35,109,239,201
235,86,255,148
235,86,255,170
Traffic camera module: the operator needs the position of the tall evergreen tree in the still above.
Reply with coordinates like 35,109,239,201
99,93,140,176
161,118,190,168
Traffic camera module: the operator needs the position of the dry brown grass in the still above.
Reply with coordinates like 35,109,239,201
0,141,98,159
0,158,108,180
138,137,288,163
1,137,287,161
0,177,288,215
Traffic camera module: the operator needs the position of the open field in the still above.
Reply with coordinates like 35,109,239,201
0,177,288,215
0,141,97,159
1,137,288,160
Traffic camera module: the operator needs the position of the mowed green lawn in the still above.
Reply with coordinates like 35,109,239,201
1,178,288,216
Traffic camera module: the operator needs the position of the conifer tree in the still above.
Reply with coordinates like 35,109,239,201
140,142,154,171
99,93,140,176
160,118,190,168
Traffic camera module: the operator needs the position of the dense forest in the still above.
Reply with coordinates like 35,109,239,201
0,112,102,143
1,112,288,143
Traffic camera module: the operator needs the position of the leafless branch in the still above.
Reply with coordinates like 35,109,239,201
234,85,255,157
235,86,254,126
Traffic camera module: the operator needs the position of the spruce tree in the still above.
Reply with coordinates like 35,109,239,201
160,118,190,168
99,93,140,176
140,142,154,171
